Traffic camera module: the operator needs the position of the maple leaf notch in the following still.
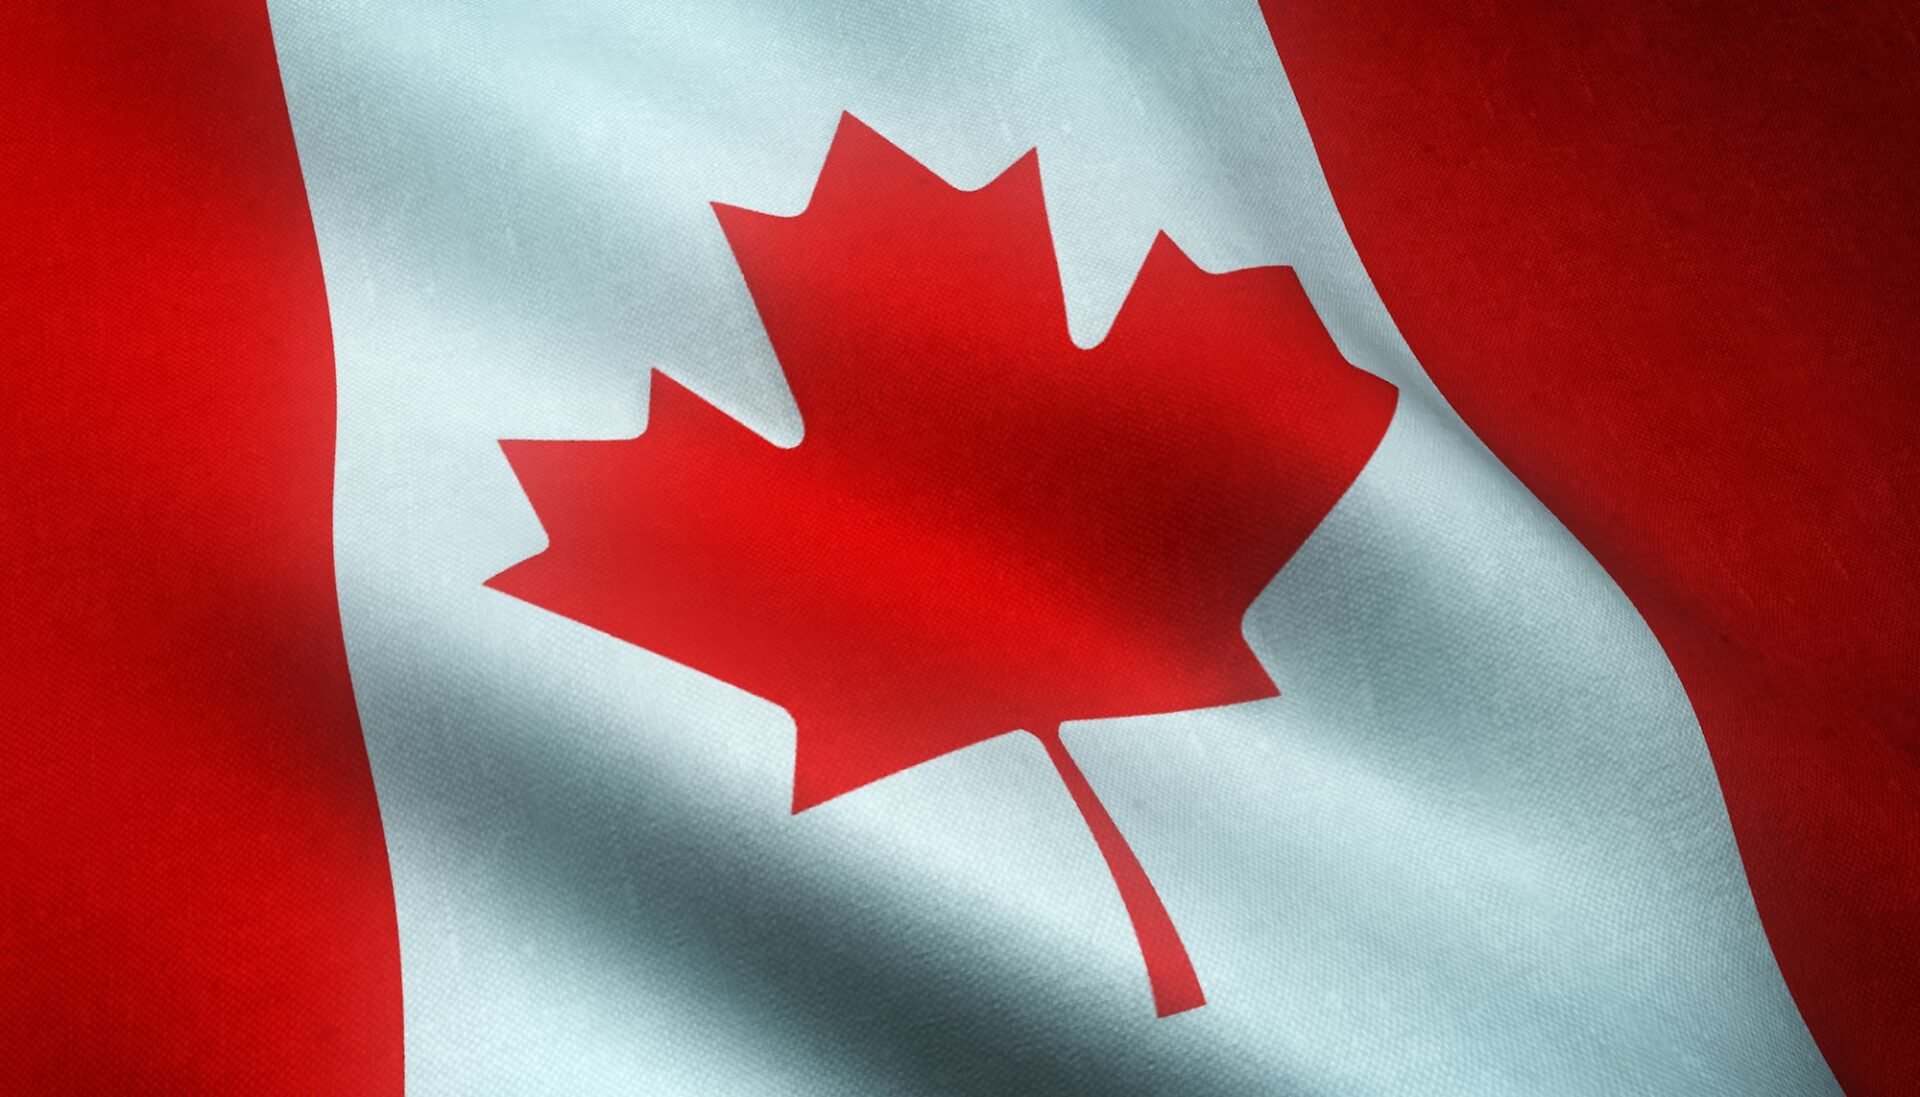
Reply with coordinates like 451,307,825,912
487,113,1397,1017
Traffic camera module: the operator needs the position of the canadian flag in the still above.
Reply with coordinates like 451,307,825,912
4,3,1914,1096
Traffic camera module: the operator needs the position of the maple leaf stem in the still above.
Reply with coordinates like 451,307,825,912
1030,723,1206,1017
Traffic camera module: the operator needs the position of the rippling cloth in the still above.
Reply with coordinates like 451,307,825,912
6,2,1912,1094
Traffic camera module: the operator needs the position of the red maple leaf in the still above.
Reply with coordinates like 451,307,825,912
488,114,1396,1016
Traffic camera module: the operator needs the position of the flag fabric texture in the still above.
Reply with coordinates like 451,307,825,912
4,3,1914,1096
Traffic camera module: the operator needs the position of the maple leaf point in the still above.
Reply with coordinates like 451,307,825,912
488,113,1396,1016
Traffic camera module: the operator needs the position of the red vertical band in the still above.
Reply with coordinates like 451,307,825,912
0,3,403,1093
1261,3,1920,1093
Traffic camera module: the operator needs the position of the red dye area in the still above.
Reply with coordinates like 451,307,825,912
1263,3,1919,1087
1,3,402,1092
489,114,1396,1015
